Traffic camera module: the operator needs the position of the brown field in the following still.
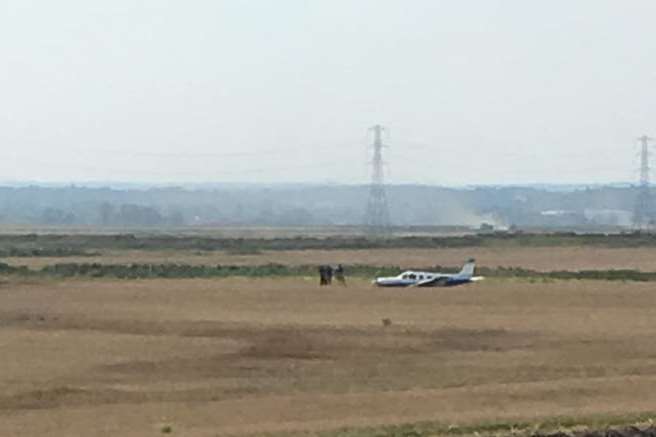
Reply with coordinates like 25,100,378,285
2,276,656,436
8,246,656,271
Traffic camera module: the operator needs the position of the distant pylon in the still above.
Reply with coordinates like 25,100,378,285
633,135,654,230
364,124,390,233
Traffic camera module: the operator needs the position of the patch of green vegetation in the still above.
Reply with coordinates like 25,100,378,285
0,247,97,257
479,266,656,282
1,261,656,282
2,232,656,255
251,412,656,437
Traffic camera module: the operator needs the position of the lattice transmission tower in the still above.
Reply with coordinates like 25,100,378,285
364,124,390,233
633,135,654,230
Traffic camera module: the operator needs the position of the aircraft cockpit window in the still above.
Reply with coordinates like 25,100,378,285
408,274,417,280
402,274,409,279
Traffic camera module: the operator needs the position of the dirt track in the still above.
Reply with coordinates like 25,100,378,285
2,277,656,436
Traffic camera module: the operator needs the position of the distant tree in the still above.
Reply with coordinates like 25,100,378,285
479,222,494,232
167,210,185,226
275,207,315,226
118,204,164,226
99,203,115,226
40,208,75,225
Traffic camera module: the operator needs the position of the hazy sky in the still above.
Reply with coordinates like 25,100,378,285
1,1,655,186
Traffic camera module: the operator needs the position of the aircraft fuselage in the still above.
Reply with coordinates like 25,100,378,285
374,271,474,287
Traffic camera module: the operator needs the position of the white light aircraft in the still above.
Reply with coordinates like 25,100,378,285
374,259,484,287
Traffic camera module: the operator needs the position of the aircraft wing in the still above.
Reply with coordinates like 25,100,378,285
416,276,450,287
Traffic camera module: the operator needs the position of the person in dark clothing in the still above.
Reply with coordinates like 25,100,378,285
334,264,346,286
325,265,334,285
318,265,327,285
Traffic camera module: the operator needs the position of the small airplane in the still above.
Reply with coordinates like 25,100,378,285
374,259,484,287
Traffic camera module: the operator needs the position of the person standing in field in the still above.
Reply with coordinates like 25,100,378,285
334,264,346,286
325,265,334,285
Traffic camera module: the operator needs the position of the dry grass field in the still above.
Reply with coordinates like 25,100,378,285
8,246,656,271
2,276,656,436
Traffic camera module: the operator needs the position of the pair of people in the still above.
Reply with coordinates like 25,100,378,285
318,264,346,286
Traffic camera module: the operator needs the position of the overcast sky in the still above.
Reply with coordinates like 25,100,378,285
1,1,655,186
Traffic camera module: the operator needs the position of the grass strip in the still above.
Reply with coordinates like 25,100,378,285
250,412,656,437
3,232,656,253
1,262,656,282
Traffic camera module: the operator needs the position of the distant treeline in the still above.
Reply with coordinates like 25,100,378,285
2,232,656,254
1,262,656,282
0,184,646,228
0,247,96,257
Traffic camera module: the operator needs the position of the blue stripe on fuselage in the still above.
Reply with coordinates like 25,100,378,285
445,278,471,286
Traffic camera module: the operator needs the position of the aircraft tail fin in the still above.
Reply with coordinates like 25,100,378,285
457,258,476,279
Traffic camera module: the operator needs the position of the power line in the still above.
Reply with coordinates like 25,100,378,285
134,146,305,159
9,154,350,181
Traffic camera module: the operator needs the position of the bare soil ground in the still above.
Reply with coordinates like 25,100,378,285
1,277,656,436
8,246,656,271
